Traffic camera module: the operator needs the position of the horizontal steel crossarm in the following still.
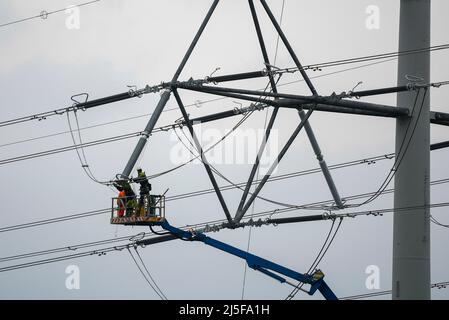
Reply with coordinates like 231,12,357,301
431,111,449,126
174,83,409,118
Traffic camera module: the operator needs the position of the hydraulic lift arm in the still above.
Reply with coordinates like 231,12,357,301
159,220,338,300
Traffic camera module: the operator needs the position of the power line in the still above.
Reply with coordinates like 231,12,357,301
66,110,112,186
2,225,447,301
186,129,398,210
1,160,448,235
0,117,244,170
290,44,449,72
3,176,449,237
202,88,439,212
286,218,337,300
149,108,254,180
2,201,449,275
0,113,151,149
287,217,344,300
3,55,444,166
0,217,232,269
0,91,207,129
0,208,109,233
171,96,329,210
5,68,421,216
0,220,208,265
0,231,138,263
0,83,163,129
2,44,447,131
127,247,166,300
0,96,446,233
431,215,449,228
3,198,449,267
133,247,168,300
166,153,396,202
272,0,286,66
2,2,446,301
1,74,443,179
0,231,167,264
340,281,449,300
0,105,258,168
242,0,286,300
347,88,428,208
0,244,126,273
0,0,101,28
278,57,399,91
333,202,449,220
0,150,384,233
0,130,142,166
173,94,311,211
0,57,398,151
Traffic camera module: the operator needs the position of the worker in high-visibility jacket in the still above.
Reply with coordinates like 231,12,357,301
113,181,136,217
117,190,126,217
136,168,152,216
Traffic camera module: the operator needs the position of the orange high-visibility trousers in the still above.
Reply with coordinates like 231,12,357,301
117,191,126,217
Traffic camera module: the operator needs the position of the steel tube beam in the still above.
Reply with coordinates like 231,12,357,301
296,103,396,118
171,0,220,82
431,111,449,126
121,0,219,179
299,110,344,208
185,104,269,126
259,0,318,95
248,0,279,93
208,70,267,83
349,85,410,98
236,0,281,219
137,234,178,246
76,91,141,110
173,89,234,224
430,119,449,126
431,141,449,151
176,83,279,106
122,90,171,178
187,109,241,125
431,111,449,121
177,84,401,118
239,0,343,218
267,215,326,225
182,84,410,117
280,95,409,117
235,108,314,223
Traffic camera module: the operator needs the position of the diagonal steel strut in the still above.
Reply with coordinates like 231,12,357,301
173,89,233,224
259,0,318,96
237,0,344,221
298,110,344,208
120,0,220,179
260,0,344,209
235,0,281,219
235,106,315,223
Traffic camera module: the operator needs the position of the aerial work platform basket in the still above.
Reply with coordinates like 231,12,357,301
110,194,165,226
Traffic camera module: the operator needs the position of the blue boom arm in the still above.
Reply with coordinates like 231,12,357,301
160,220,338,300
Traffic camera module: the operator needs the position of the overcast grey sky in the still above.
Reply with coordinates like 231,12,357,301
0,0,448,300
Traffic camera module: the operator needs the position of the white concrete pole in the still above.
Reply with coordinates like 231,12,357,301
393,0,431,300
